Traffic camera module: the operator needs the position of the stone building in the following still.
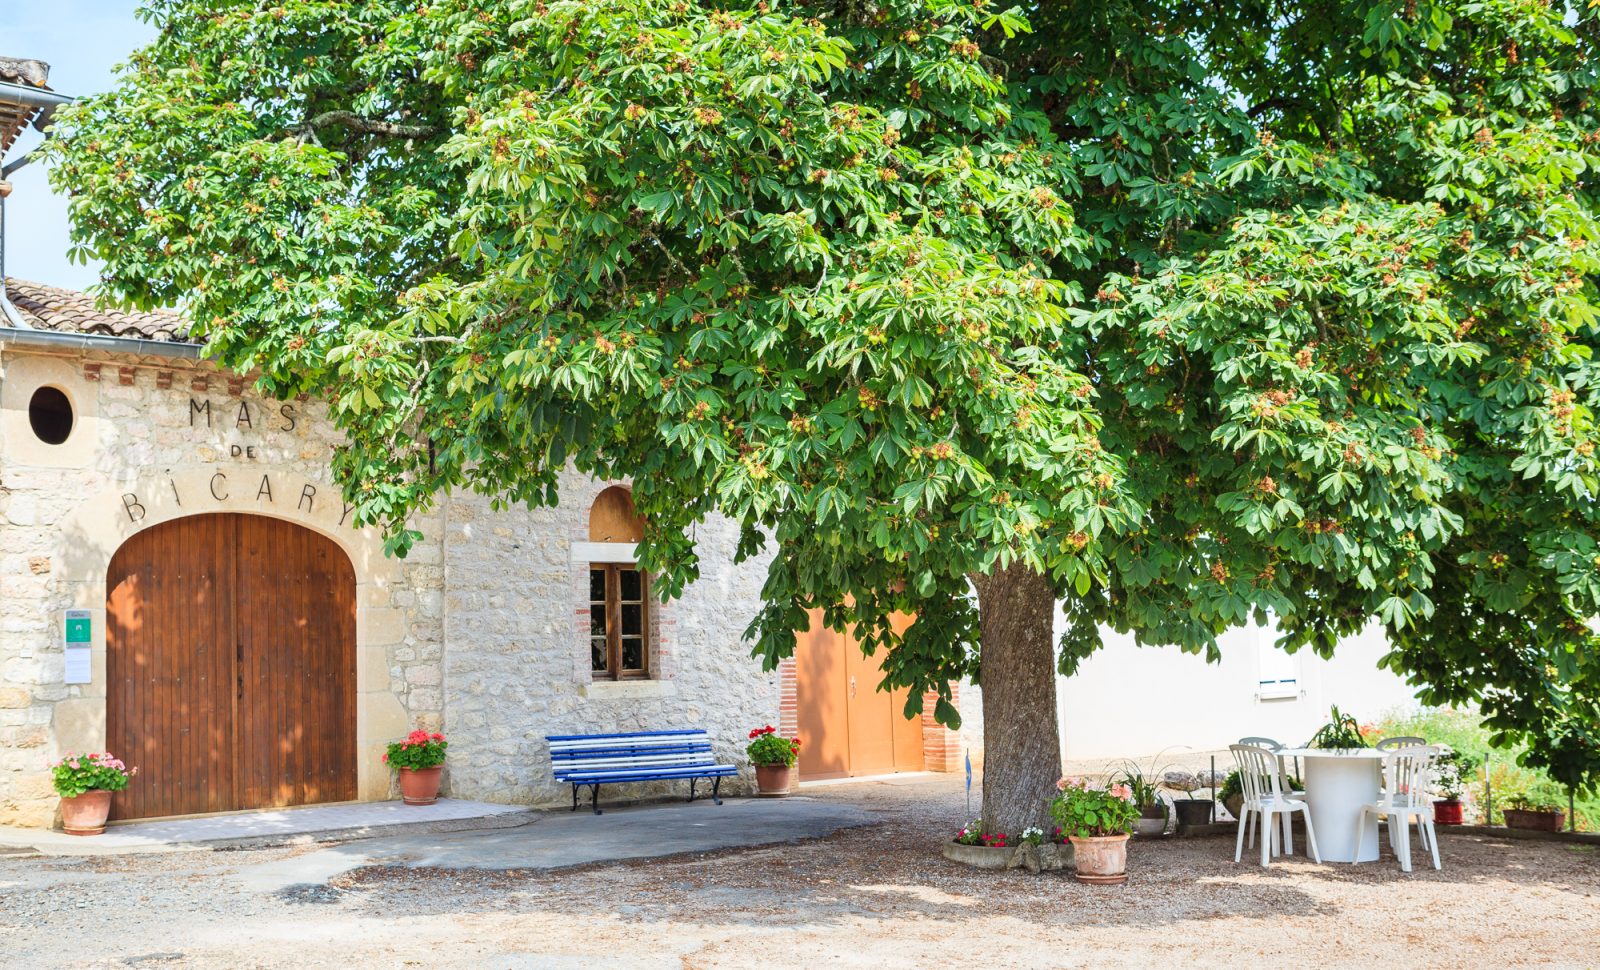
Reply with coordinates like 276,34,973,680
0,279,960,828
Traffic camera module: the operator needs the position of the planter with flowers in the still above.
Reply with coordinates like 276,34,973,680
1431,748,1477,825
1503,786,1567,832
746,725,801,796
941,819,1070,872
51,752,137,835
385,729,448,805
1051,777,1139,885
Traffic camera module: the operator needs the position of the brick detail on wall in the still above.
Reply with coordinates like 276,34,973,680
921,685,963,773
777,657,799,740
777,656,961,774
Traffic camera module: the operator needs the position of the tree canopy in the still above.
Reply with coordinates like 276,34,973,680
48,0,1600,809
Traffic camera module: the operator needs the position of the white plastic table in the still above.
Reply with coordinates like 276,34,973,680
1276,747,1387,863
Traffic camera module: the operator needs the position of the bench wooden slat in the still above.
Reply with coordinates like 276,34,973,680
546,728,736,813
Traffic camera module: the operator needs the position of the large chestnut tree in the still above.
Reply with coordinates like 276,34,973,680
49,0,1600,833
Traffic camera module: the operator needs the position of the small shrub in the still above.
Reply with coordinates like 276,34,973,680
51,752,137,798
1050,776,1139,839
384,729,448,771
746,725,801,767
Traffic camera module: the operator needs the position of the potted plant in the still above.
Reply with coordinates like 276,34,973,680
1163,769,1217,827
1308,705,1369,749
747,725,801,796
51,752,137,836
943,819,1069,872
1503,782,1567,832
385,729,448,805
1050,776,1139,884
1114,761,1169,836
1431,748,1478,825
1218,767,1303,821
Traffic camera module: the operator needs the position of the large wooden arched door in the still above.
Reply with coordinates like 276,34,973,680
106,514,356,820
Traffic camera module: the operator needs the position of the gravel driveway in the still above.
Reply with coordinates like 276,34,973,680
2,775,1596,968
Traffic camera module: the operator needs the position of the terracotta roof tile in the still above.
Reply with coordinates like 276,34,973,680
3,278,195,344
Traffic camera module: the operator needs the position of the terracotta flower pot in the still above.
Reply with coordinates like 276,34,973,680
1069,833,1130,885
399,765,444,805
1433,798,1464,826
755,764,794,797
60,789,113,836
1504,807,1565,832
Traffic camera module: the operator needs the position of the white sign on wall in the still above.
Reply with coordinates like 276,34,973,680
64,609,92,684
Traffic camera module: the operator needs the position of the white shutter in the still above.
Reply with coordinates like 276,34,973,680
1257,637,1300,700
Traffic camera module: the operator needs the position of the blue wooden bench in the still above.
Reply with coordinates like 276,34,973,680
546,729,738,814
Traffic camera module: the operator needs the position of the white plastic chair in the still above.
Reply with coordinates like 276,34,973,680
1356,746,1440,872
1231,743,1321,868
1375,735,1426,751
1238,736,1283,750
1228,736,1305,851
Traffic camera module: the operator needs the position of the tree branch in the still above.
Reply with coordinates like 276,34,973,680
290,111,437,144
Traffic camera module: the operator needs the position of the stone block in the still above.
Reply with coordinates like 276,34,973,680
358,691,412,744
358,607,406,646
404,665,441,687
51,698,105,752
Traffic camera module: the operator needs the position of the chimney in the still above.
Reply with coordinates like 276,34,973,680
0,55,76,329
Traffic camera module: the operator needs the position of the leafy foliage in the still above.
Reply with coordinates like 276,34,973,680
1308,705,1370,749
745,724,801,767
384,729,449,771
45,0,1600,795
50,752,136,798
1049,776,1138,838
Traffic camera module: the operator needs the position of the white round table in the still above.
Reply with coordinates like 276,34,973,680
1276,747,1387,863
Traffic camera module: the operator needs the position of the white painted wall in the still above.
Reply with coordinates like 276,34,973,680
1055,619,1425,762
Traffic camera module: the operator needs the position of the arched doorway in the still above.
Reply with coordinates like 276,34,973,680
106,513,357,820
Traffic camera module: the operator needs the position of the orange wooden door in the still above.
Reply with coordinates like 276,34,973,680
796,610,925,780
796,618,849,780
887,614,926,772
107,514,355,820
844,640,897,775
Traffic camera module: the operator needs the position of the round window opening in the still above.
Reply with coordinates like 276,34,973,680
28,386,74,445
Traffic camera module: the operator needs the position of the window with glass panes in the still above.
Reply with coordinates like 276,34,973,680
589,564,648,678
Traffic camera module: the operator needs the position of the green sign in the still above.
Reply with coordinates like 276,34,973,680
64,610,91,644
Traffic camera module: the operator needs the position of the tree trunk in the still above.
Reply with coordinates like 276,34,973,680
971,559,1062,839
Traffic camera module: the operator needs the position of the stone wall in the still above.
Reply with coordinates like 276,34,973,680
0,343,782,825
442,473,780,805
0,346,455,825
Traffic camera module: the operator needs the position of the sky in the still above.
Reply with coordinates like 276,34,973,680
2,1,157,291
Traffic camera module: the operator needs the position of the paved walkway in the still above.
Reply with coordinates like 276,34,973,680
235,795,878,893
0,797,531,855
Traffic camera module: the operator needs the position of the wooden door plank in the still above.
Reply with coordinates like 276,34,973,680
844,628,895,776
796,610,850,780
888,613,926,773
108,514,237,820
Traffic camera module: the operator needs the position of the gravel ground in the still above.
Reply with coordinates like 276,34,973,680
1,775,1596,968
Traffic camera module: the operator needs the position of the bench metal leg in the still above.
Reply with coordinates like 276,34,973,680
571,784,579,812
688,778,697,803
591,783,602,815
712,777,723,806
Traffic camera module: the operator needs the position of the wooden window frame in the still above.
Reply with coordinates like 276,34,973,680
589,563,650,680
